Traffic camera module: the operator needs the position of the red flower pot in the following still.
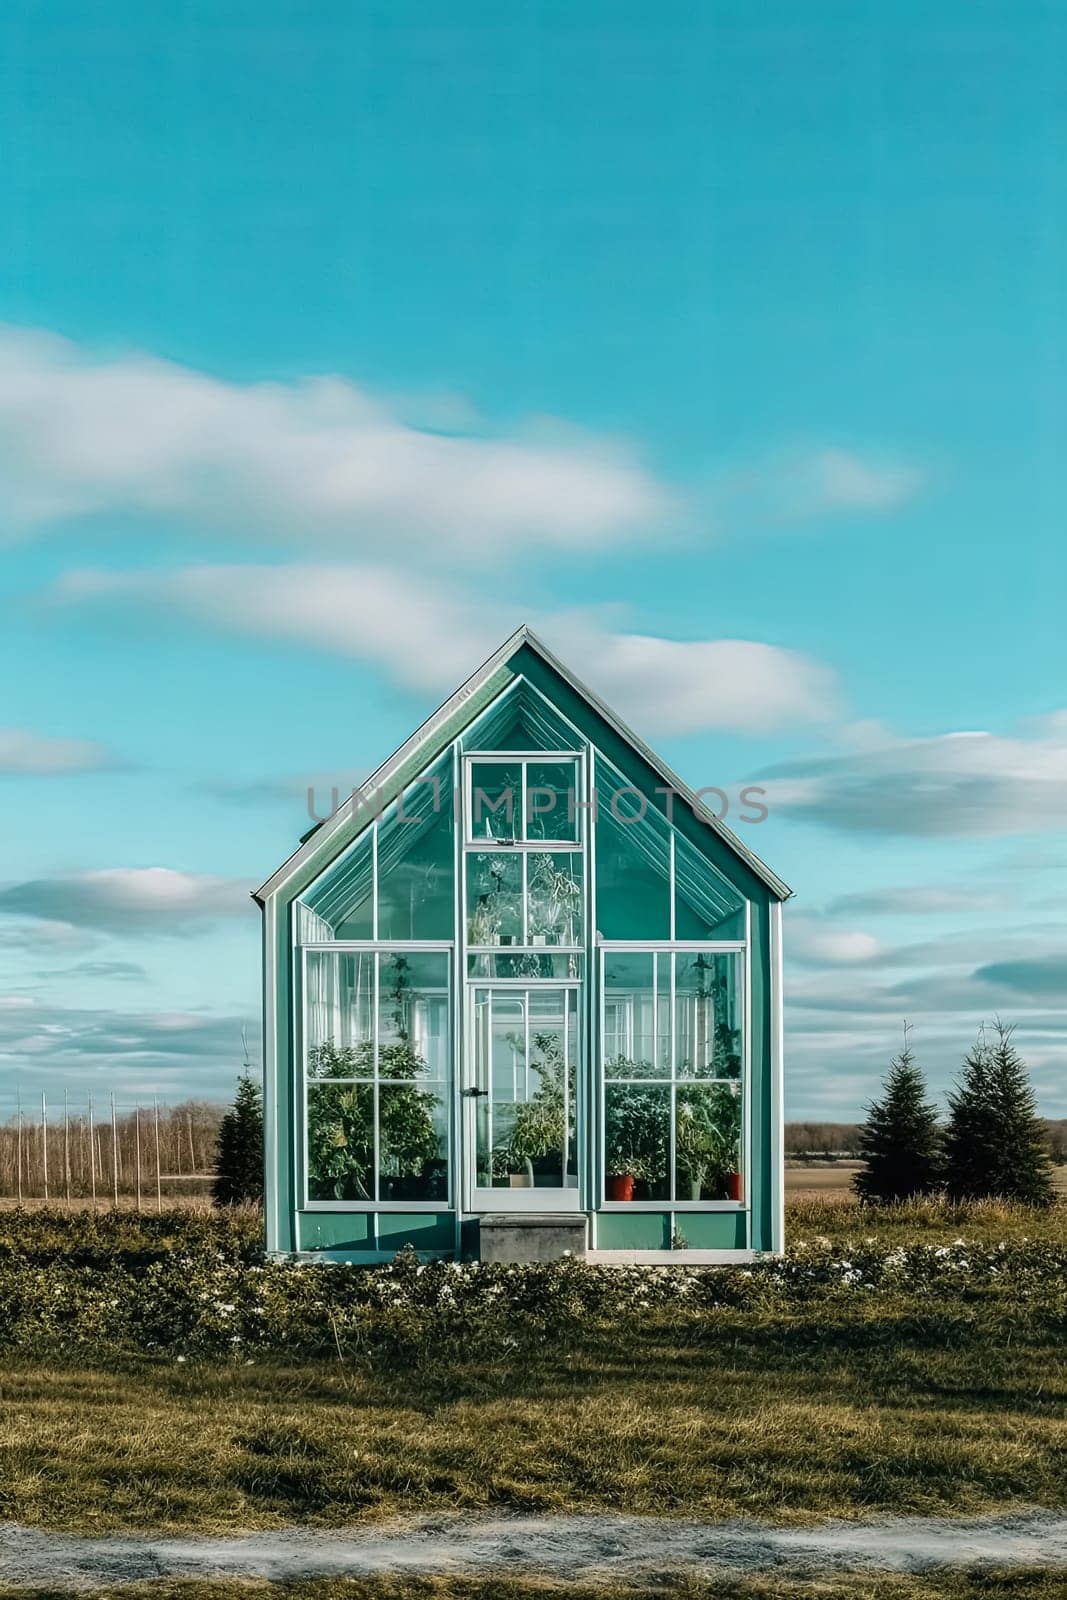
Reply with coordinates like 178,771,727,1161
726,1171,743,1202
608,1173,635,1202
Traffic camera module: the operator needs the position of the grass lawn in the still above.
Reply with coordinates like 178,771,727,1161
0,1201,1063,1539
2,1572,1066,1600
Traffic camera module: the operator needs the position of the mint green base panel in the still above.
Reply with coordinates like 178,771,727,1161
678,1211,749,1250
296,1212,455,1256
596,1210,748,1251
295,1210,749,1258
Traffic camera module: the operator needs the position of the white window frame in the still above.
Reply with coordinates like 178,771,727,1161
300,941,454,1212
463,978,583,1213
597,937,750,1213
463,751,585,851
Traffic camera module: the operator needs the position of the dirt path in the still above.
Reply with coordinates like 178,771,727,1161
1,1510,1065,1589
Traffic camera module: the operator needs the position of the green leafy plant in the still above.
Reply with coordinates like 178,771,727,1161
468,855,521,946
676,1082,741,1199
501,1029,571,1179
306,958,441,1201
604,1072,669,1185
527,852,582,945
678,956,741,1078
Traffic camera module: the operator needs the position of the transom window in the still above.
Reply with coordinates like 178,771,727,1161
465,754,581,846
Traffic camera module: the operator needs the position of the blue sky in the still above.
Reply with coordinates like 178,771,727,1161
2,0,1066,1119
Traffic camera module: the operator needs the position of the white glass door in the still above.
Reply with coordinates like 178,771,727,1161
465,983,580,1211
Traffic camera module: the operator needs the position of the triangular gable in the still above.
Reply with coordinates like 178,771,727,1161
253,625,791,905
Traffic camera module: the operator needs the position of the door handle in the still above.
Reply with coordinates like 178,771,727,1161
462,1086,489,1098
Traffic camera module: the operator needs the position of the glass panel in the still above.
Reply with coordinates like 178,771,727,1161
675,953,742,1079
376,756,454,940
463,675,583,753
525,761,579,842
602,952,662,1078
595,765,671,939
298,827,373,939
526,851,583,946
305,949,451,1205
474,987,578,1191
674,1082,742,1201
673,830,746,941
470,761,520,841
305,951,374,1077
469,952,581,980
378,1083,448,1201
466,852,523,945
377,952,450,1064
604,1083,670,1202
307,1082,374,1201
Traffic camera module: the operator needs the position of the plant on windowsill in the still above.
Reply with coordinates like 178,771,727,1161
527,852,582,947
468,894,502,948
468,856,522,953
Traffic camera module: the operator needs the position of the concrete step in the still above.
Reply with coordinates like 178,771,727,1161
477,1212,588,1263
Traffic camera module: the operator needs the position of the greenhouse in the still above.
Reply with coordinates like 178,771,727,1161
255,627,789,1262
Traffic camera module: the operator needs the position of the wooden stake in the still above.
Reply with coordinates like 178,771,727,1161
110,1093,119,1207
153,1098,162,1214
89,1094,97,1210
63,1089,71,1203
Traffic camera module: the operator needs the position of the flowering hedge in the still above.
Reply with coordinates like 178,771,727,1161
0,1231,1063,1362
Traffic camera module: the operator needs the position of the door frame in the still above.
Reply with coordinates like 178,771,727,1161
461,977,583,1213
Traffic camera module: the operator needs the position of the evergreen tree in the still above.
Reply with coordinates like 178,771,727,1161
213,1072,264,1206
944,1020,1054,1206
854,1027,943,1202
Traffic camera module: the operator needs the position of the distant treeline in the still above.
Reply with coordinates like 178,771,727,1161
786,1119,1067,1162
1,1101,1062,1200
0,1100,224,1201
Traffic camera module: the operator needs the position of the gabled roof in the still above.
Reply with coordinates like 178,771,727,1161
253,624,792,904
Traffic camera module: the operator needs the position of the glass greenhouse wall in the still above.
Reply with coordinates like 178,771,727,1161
257,632,787,1262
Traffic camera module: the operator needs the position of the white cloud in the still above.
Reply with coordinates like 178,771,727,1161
827,884,1007,916
791,448,924,515
0,868,254,935
0,728,118,775
0,920,90,950
788,915,882,967
714,446,925,530
0,325,674,557
783,917,1067,1117
54,562,838,736
759,712,1067,836
0,995,257,1100
570,629,838,734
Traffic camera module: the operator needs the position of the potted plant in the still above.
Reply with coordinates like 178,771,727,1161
501,1029,571,1185
604,1073,669,1200
676,1082,743,1201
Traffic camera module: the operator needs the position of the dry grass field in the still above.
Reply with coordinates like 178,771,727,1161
785,1161,1067,1198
